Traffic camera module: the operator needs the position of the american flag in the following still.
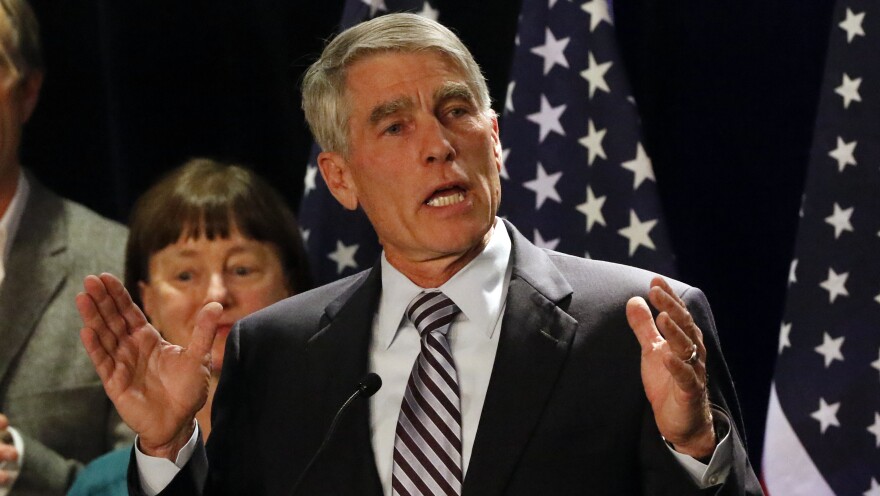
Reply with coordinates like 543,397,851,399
497,0,677,276
298,0,441,285
761,1,880,494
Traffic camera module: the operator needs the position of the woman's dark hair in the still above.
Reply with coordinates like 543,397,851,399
124,158,312,307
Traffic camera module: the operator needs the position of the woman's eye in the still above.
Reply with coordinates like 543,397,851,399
176,271,193,282
232,266,253,276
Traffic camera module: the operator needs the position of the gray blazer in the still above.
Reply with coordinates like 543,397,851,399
0,171,133,496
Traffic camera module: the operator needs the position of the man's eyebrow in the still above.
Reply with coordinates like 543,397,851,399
369,97,414,124
435,82,476,105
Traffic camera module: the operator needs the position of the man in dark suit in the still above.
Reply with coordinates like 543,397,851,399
0,1,132,494
77,13,762,495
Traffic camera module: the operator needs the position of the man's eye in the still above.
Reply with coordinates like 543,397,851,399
385,123,402,135
176,272,193,282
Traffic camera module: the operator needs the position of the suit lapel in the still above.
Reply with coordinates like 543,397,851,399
301,265,384,496
463,221,578,496
0,179,68,397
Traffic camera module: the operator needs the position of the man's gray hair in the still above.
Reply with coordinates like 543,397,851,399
302,13,491,155
0,0,42,75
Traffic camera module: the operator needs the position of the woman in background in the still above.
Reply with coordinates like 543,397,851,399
68,158,311,495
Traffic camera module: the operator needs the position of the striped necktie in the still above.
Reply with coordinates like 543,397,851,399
391,291,463,496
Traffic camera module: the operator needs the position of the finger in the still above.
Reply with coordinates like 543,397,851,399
99,273,149,330
626,297,663,353
648,281,705,353
656,312,696,362
79,326,119,389
0,443,16,462
188,302,223,361
0,469,9,485
76,292,118,354
83,275,129,340
0,414,7,431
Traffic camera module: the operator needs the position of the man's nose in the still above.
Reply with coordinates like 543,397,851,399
204,273,231,306
422,118,456,165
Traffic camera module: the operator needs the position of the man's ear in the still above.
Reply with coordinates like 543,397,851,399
19,70,42,124
490,115,502,173
317,151,359,211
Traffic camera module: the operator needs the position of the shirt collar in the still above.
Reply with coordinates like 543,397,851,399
376,218,512,349
0,169,29,267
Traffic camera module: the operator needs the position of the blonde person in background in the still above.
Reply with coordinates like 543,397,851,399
67,158,311,495
0,1,132,494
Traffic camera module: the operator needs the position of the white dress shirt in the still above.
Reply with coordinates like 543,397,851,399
369,218,512,494
137,218,732,493
0,169,28,496
0,169,29,288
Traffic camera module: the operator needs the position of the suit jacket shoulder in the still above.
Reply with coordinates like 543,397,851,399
0,171,131,495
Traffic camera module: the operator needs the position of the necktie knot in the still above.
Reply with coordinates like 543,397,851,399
406,291,460,337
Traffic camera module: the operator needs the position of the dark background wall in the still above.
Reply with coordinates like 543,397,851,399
21,0,837,465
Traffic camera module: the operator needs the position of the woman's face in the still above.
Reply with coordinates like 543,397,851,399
139,226,291,373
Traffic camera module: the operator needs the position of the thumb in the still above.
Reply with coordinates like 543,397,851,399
188,302,223,360
626,296,662,351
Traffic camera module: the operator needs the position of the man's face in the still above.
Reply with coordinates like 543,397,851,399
0,14,39,188
319,50,502,269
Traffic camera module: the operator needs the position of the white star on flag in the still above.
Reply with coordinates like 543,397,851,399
828,136,858,172
778,322,792,354
621,143,655,189
576,185,607,232
327,240,359,274
505,81,516,113
523,162,563,209
824,202,854,239
865,478,880,496
839,8,866,43
788,259,798,286
618,210,658,256
835,73,863,108
416,1,439,20
872,348,880,376
581,0,612,32
581,52,612,98
810,398,841,434
303,164,318,196
300,228,310,245
526,94,567,143
868,414,880,448
814,332,845,367
533,228,560,250
530,27,571,75
819,268,850,303
579,119,607,165
362,0,387,16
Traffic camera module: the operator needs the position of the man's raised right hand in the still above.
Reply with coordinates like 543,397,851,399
76,273,220,461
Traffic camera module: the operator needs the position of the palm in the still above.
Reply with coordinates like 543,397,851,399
77,274,219,453
639,339,703,441
105,323,211,444
626,277,713,457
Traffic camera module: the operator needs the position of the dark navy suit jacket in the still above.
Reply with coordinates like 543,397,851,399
131,220,762,495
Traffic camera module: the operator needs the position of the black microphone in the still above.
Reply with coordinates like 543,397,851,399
290,373,382,495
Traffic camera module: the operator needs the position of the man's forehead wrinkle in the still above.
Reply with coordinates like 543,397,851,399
369,96,414,124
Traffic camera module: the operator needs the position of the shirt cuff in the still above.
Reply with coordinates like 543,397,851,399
134,422,200,496
665,410,733,488
0,427,23,496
